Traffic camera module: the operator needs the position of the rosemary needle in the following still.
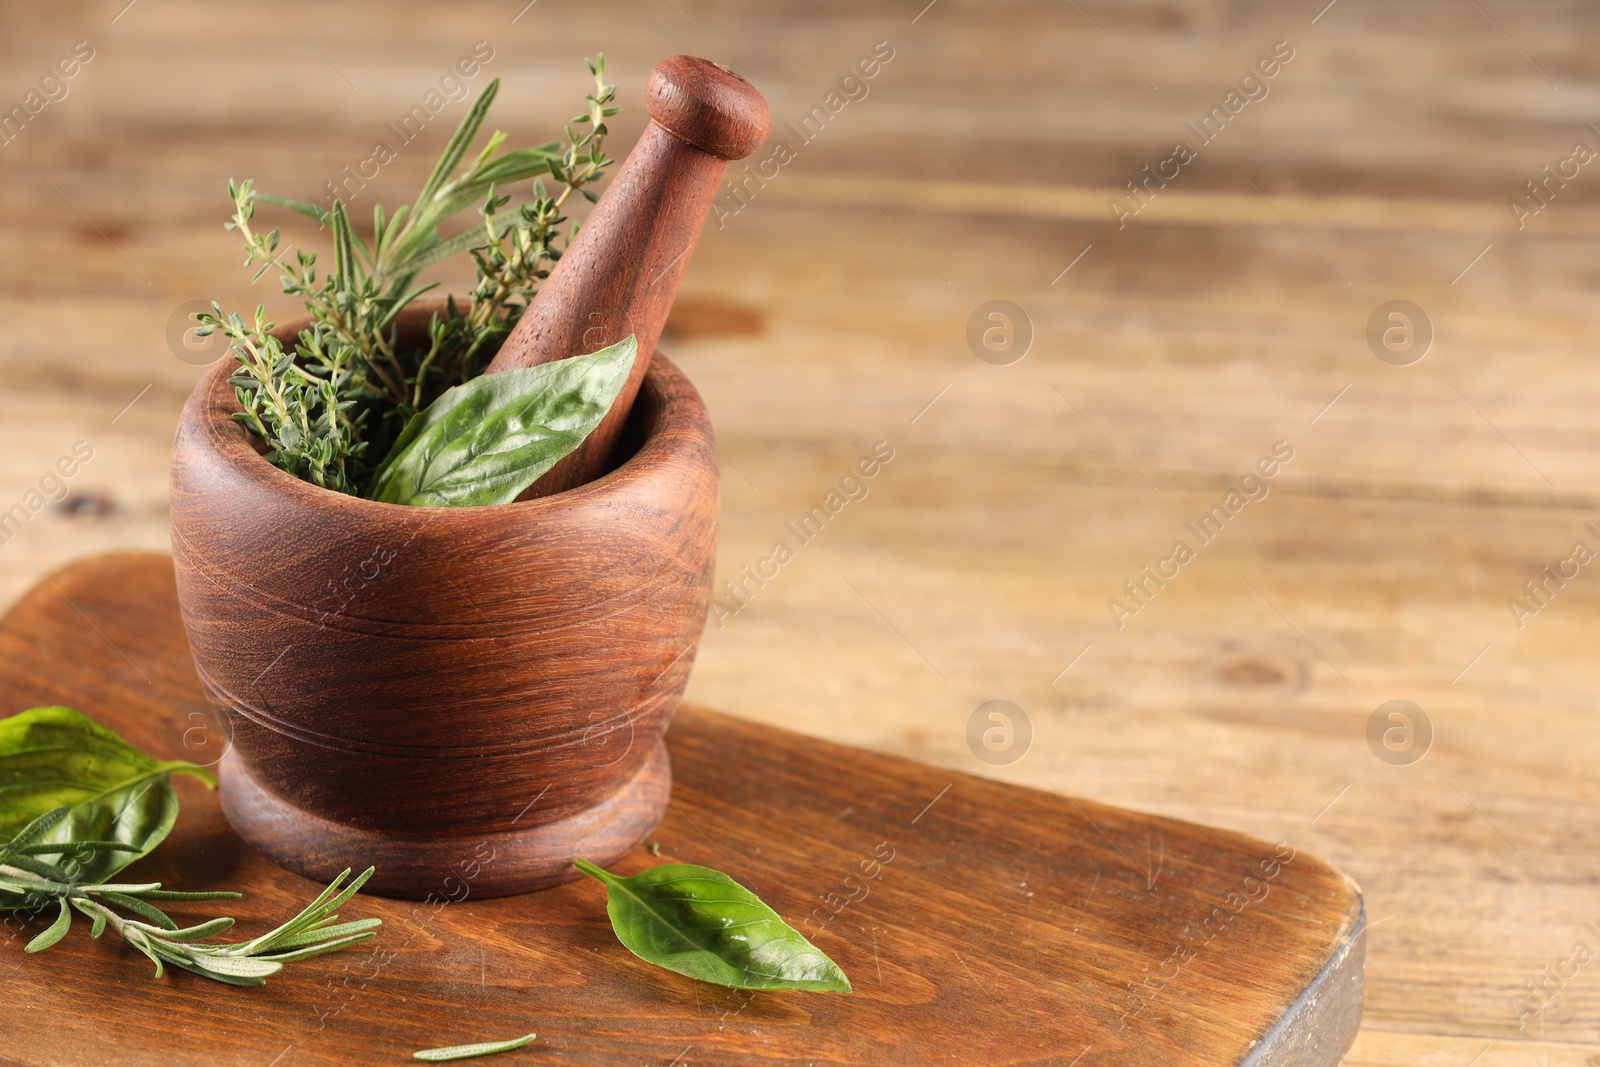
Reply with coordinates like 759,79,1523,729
413,1033,537,1061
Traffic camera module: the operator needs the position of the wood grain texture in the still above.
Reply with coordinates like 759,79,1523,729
488,55,769,496
1,1,1596,1060
167,305,718,897
0,553,1363,1066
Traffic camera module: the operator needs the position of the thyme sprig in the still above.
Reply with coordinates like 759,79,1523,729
2,807,380,987
202,58,619,497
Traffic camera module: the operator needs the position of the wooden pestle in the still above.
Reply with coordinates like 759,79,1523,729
487,56,770,497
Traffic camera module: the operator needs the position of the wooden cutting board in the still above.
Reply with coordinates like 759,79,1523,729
0,553,1364,1066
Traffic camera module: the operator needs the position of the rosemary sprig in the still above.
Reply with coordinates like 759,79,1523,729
2,807,380,987
201,57,620,498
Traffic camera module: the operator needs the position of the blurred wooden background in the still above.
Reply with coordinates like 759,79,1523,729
3,0,1600,1062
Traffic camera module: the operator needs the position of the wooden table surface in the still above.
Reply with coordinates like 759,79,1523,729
1,1,1597,1063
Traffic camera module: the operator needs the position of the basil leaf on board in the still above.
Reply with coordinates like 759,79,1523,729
368,336,637,507
573,858,852,993
0,706,215,907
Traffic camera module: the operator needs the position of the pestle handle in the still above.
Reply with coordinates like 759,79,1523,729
487,56,770,497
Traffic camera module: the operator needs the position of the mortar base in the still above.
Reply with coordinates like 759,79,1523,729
218,740,670,899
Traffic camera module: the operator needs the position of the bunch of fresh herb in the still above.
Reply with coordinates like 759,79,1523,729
3,813,379,985
0,706,379,986
201,59,625,502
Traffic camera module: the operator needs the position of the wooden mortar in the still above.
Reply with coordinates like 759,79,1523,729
169,304,717,898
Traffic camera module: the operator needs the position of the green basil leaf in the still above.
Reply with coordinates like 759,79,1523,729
369,336,636,507
0,706,215,907
413,1034,538,1062
573,858,852,994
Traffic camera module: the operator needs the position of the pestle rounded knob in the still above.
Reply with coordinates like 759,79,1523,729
646,56,771,161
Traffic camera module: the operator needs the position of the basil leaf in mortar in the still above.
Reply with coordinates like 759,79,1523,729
369,336,637,507
573,858,852,993
0,706,215,906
